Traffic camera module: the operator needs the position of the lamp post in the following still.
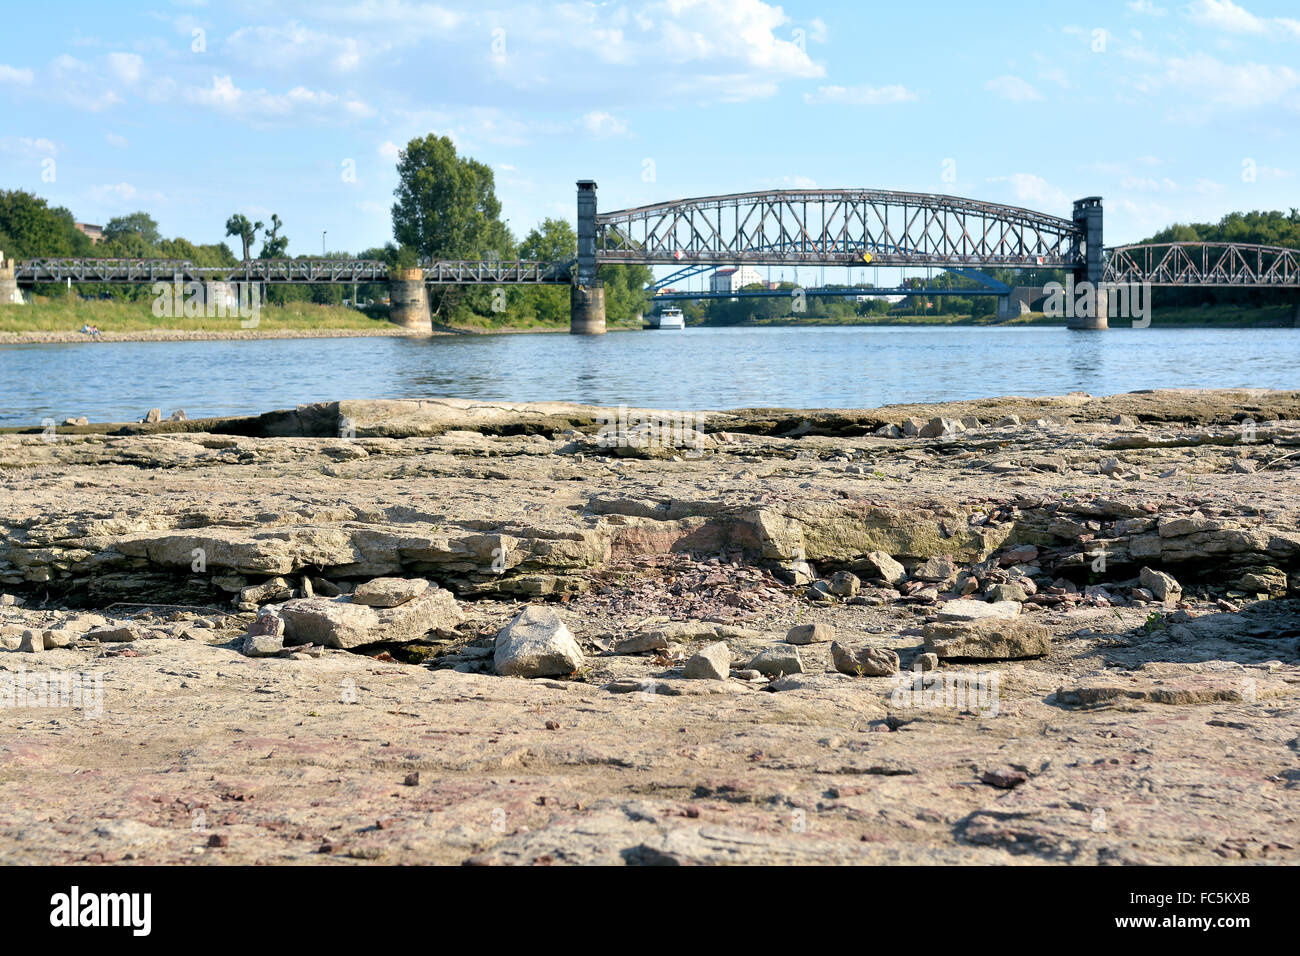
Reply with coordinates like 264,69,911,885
322,231,327,256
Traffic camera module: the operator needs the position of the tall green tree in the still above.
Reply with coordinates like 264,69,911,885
103,211,160,246
391,134,509,261
0,190,91,259
225,213,262,261
390,134,512,318
259,213,289,258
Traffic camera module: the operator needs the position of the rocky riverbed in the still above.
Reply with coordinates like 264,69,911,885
1,389,1298,865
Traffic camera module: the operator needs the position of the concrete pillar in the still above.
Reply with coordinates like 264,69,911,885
570,283,606,335
389,268,430,331
1070,197,1107,330
570,180,606,335
0,256,20,306
1067,287,1108,330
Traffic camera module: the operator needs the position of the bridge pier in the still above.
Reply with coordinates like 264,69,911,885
0,253,23,306
570,283,606,335
570,179,606,335
995,286,1038,321
1069,197,1107,330
388,268,431,332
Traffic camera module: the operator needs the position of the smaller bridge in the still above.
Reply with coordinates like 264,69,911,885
1103,242,1300,288
11,257,572,285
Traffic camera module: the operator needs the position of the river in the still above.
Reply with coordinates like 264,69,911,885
1,325,1297,425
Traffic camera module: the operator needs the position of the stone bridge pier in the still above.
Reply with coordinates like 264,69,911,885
0,253,22,306
388,268,431,331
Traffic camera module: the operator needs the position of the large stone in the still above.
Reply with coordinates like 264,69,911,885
856,551,907,586
747,646,804,678
85,624,140,643
785,622,835,645
494,606,584,678
937,600,1020,623
922,619,1051,660
1239,567,1287,596
914,555,957,583
682,642,730,680
827,570,860,597
279,585,461,650
352,576,429,608
1139,567,1182,603
985,583,1028,603
830,642,899,677
919,417,965,439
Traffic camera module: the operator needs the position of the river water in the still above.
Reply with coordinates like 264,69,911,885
1,325,1297,425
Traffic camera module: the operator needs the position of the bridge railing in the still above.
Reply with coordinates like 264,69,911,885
1103,242,1300,287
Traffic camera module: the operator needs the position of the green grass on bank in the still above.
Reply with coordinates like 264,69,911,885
0,296,646,335
0,296,390,333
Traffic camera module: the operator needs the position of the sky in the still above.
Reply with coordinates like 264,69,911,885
1,0,1297,263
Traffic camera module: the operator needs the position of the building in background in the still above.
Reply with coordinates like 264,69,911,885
709,265,762,294
75,223,104,244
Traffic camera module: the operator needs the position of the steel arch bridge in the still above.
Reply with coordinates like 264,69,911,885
592,189,1083,270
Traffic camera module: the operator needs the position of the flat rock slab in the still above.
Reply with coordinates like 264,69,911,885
923,619,1051,660
352,577,429,607
936,600,1021,623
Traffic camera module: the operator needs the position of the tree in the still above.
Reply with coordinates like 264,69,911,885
391,134,506,261
259,213,288,258
104,212,160,246
390,134,512,318
517,218,577,324
225,213,262,261
0,190,92,259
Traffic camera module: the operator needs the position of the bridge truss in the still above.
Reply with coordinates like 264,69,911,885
595,189,1083,270
1103,242,1300,288
12,258,572,285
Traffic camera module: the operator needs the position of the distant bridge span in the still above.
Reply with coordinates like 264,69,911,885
4,182,1297,332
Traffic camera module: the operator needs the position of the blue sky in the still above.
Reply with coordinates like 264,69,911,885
1,0,1297,262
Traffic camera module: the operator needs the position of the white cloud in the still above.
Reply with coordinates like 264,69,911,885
0,64,35,84
579,111,629,138
106,51,143,84
987,173,1070,210
0,136,57,158
224,22,380,72
1128,1,1167,16
984,75,1042,102
803,84,917,105
185,74,374,124
378,140,402,160
1186,0,1300,38
1159,52,1300,111
105,132,129,149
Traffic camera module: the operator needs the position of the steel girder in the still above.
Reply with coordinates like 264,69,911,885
14,258,390,284
595,189,1082,269
419,259,573,284
1103,242,1300,287
13,258,573,285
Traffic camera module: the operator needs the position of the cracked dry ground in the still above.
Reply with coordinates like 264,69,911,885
1,389,1299,865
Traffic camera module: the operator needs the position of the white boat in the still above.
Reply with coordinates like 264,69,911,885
646,306,686,330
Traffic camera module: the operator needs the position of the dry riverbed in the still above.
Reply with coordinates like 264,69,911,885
1,389,1298,865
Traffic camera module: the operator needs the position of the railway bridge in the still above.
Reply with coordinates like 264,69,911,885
4,182,1298,333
